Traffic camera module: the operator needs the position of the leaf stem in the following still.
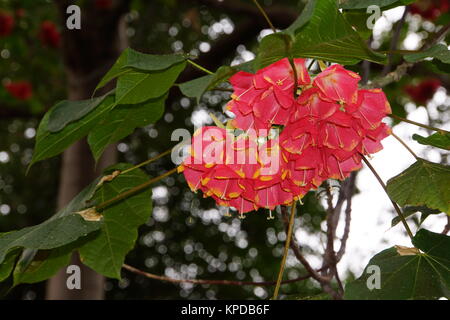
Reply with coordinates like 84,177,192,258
251,0,277,33
121,149,173,175
361,156,414,241
390,131,419,160
273,202,297,300
187,59,214,75
96,168,177,211
389,114,449,134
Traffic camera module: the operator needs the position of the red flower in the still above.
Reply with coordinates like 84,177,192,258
40,21,61,48
0,11,14,37
4,81,33,100
404,79,441,105
410,0,450,20
179,127,299,214
95,0,113,10
226,58,310,135
181,62,392,216
281,65,391,182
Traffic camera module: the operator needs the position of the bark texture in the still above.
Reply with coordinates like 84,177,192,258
46,0,129,300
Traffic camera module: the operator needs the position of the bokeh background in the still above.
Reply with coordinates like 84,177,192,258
0,0,448,300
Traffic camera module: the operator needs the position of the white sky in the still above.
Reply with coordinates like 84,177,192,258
338,6,449,275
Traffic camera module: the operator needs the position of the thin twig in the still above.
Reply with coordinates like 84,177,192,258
323,181,344,298
361,156,414,241
389,114,450,134
121,149,173,175
273,202,297,299
279,207,333,284
365,21,450,89
442,216,450,235
187,59,214,75
251,0,277,33
382,7,409,76
96,168,177,210
390,131,419,159
122,263,312,286
336,173,356,262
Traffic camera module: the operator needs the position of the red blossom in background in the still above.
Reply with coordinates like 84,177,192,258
410,0,450,20
40,21,61,48
181,61,392,214
404,78,441,105
15,9,26,19
0,11,14,37
4,81,33,100
95,0,114,10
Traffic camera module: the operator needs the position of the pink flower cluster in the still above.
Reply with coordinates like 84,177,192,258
180,59,391,215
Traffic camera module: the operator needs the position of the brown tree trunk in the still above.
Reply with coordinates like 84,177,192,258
46,0,129,300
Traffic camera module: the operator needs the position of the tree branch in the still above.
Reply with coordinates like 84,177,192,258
122,263,313,286
365,21,450,89
279,207,334,287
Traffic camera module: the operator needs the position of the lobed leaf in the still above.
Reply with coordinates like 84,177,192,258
339,0,413,9
78,164,153,279
391,205,441,227
386,159,450,214
345,229,450,300
405,44,450,64
255,0,386,68
412,133,450,151
291,0,385,65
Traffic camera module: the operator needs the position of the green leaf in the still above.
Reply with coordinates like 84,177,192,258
0,250,20,282
206,66,235,91
255,33,291,69
95,48,185,93
78,164,153,279
0,214,101,265
339,0,413,9
30,95,116,166
47,92,111,133
115,61,186,105
386,159,450,214
412,133,450,151
179,74,214,103
391,205,441,227
284,0,317,36
32,59,184,166
282,293,331,300
256,0,386,68
0,174,101,280
179,65,235,103
124,49,185,71
88,94,167,161
95,49,131,93
424,60,450,74
291,0,385,65
345,229,450,300
405,44,450,64
343,10,372,40
13,246,72,285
